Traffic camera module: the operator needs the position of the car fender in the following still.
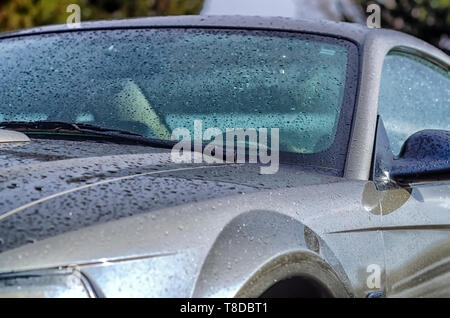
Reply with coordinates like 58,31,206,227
192,210,353,297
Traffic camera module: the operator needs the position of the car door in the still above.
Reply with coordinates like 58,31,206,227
376,50,450,297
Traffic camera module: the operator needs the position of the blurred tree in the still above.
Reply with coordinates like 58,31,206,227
355,0,449,52
0,0,204,32
293,0,449,52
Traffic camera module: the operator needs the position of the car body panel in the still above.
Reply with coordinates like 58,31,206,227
363,37,450,297
379,183,450,297
0,138,384,297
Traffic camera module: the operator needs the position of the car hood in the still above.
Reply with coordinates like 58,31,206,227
0,138,342,255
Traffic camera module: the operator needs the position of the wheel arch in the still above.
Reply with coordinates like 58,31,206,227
235,251,351,298
192,210,353,298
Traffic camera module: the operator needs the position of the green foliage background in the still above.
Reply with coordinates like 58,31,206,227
0,0,204,31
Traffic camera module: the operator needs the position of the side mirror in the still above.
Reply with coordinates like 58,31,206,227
372,117,450,188
391,130,450,184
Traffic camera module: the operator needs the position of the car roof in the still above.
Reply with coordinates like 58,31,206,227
0,15,447,65
0,15,372,43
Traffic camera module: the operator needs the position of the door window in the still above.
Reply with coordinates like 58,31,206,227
378,51,449,155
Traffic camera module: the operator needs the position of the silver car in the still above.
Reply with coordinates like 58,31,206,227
0,16,449,298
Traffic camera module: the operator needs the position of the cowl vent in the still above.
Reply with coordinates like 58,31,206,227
0,129,30,143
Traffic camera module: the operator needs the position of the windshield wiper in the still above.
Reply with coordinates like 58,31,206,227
0,121,176,149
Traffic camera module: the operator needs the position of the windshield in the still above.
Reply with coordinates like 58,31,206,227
0,28,358,174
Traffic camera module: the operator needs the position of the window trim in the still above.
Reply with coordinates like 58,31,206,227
388,46,449,72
